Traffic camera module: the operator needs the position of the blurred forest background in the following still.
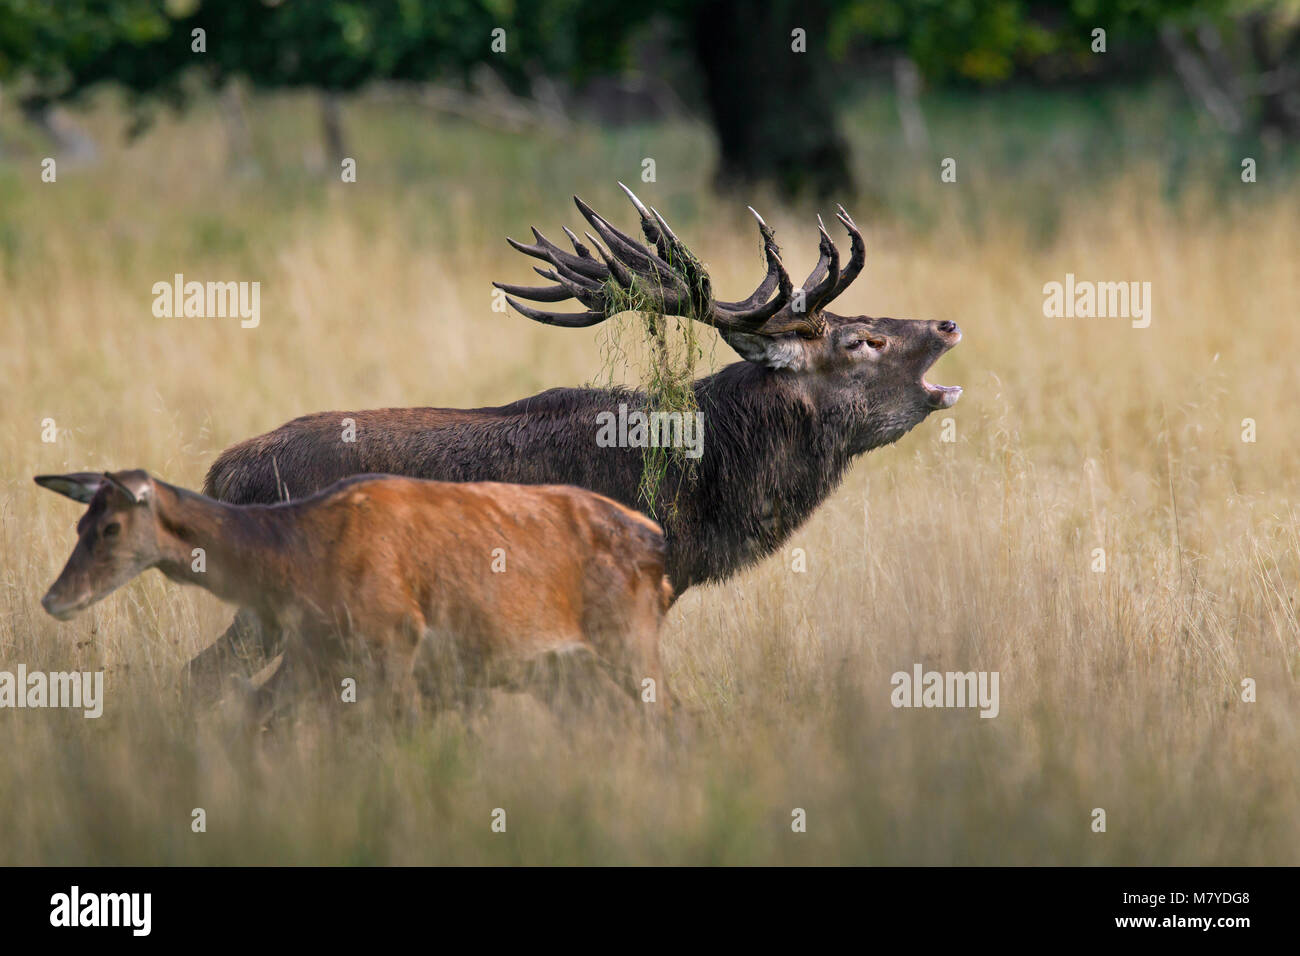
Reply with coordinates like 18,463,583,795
2,0,1299,195
0,1,1298,864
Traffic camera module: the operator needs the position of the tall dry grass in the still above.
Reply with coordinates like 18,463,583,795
0,87,1296,863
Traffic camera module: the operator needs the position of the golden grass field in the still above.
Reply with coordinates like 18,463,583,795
1,87,1297,864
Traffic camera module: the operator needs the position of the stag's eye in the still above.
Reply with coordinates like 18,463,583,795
102,522,121,538
849,337,887,352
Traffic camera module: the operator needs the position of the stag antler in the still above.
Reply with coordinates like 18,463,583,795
493,184,865,341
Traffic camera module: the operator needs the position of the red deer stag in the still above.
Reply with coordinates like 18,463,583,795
36,470,672,720
189,184,962,697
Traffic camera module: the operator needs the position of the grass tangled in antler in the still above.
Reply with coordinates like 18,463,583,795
596,273,708,521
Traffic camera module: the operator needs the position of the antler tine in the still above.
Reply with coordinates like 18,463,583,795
500,258,605,303
532,265,602,297
562,225,597,261
648,205,680,243
496,259,604,306
715,206,794,325
491,280,572,302
573,196,660,272
802,217,841,314
530,264,611,300
718,212,836,339
821,204,865,306
617,182,653,222
734,266,796,327
574,196,695,305
531,227,609,281
618,182,670,259
506,230,606,281
796,216,832,290
533,265,614,305
547,255,604,292
645,205,713,318
577,202,691,313
502,296,607,328
585,231,636,289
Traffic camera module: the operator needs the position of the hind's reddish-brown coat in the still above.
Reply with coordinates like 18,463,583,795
38,470,671,714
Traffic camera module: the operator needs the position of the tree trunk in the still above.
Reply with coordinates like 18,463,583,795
1162,14,1300,142
221,81,257,174
319,91,348,162
893,56,930,153
688,0,853,199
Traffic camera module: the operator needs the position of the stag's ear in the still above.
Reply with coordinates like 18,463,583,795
34,473,109,504
722,331,812,371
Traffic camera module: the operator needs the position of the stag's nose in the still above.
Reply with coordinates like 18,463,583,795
937,320,958,334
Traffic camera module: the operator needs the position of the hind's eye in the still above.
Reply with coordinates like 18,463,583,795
103,522,121,538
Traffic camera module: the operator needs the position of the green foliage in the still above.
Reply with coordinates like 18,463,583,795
831,0,1050,82
0,0,179,99
824,0,1250,85
0,0,1239,104
0,0,649,105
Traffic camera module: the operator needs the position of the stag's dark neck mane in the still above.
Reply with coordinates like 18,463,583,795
487,360,867,589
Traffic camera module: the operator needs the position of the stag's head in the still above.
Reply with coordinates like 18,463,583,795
34,471,159,620
494,185,961,444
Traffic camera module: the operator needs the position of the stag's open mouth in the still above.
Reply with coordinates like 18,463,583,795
920,330,962,409
922,381,963,409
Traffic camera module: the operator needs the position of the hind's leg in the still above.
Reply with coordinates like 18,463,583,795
522,644,640,723
585,576,673,720
368,618,428,726
412,629,493,715
248,619,357,729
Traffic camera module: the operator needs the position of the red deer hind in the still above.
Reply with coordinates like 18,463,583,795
191,184,962,696
36,470,672,720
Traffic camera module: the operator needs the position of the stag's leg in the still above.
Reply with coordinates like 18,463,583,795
258,622,360,729
247,656,298,726
184,607,286,706
228,646,312,733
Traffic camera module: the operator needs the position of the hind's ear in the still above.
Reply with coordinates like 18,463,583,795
34,473,110,504
102,472,145,504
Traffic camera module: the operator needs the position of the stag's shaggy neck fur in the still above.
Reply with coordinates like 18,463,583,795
206,361,917,591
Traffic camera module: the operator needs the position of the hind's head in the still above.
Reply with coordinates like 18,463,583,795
35,470,160,620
